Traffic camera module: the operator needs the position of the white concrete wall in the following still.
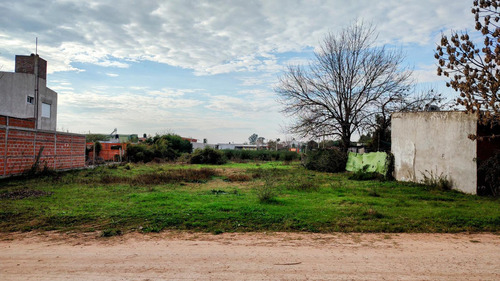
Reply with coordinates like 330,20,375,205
192,142,216,150
391,112,477,194
0,71,57,130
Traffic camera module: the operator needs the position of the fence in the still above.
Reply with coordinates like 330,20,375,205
0,115,85,177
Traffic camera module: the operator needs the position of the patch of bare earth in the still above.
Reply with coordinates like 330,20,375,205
0,231,499,280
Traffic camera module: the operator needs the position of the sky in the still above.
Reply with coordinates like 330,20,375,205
0,0,476,143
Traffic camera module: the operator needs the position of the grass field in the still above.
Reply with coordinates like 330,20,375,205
1,162,499,235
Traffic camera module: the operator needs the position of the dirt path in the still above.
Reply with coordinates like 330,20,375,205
1,231,499,280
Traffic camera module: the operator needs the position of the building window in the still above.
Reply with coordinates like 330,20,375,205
42,103,51,118
27,96,34,104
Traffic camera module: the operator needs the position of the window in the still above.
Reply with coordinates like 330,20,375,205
42,103,51,118
27,96,34,104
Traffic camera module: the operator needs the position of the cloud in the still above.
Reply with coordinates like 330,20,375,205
0,0,474,75
413,64,449,84
105,73,119,77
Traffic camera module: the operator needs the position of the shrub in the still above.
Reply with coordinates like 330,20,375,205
256,174,277,203
126,134,191,163
283,151,298,162
221,149,299,162
478,151,500,197
303,149,347,173
190,147,227,165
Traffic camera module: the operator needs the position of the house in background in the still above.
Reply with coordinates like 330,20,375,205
391,111,500,195
216,143,259,150
0,54,57,131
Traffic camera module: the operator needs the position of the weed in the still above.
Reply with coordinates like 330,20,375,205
368,189,381,197
101,228,122,237
288,175,318,192
420,170,452,191
225,174,252,182
330,180,346,189
99,168,218,185
362,208,385,219
0,189,53,200
212,229,224,235
211,189,233,195
142,225,162,233
256,173,278,203
108,164,118,169
349,171,384,181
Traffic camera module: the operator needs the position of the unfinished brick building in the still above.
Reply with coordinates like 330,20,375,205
0,55,85,177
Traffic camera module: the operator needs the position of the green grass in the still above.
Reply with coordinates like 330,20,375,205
1,162,499,235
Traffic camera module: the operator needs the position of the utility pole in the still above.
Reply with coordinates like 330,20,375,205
34,38,39,129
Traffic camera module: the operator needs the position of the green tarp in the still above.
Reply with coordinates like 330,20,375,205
345,152,390,176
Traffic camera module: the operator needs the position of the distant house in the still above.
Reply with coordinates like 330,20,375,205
107,134,139,143
0,54,57,130
391,111,500,194
216,143,259,150
87,142,126,162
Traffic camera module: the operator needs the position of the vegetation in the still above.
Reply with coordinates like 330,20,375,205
85,134,109,143
2,162,498,235
302,149,347,173
420,170,453,191
222,149,299,162
126,134,192,163
190,147,227,165
436,0,500,137
478,151,500,196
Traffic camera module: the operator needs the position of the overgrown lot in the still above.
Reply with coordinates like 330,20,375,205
1,162,499,235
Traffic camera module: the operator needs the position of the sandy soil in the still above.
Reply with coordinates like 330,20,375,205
1,231,499,280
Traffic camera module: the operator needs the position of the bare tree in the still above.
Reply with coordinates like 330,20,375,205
436,0,500,138
276,23,412,152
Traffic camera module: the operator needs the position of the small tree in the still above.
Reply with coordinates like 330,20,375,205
436,0,500,138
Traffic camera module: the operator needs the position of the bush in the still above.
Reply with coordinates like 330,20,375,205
303,149,347,173
221,149,299,162
256,173,278,203
190,147,227,165
126,144,155,163
478,151,500,197
126,140,179,163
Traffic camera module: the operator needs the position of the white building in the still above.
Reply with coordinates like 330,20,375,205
0,55,57,130
391,111,499,195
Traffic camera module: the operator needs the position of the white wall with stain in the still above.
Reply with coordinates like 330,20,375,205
391,112,477,194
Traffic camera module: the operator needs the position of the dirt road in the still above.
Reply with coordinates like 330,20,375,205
1,231,499,280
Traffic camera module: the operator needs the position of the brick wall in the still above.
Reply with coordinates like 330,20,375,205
15,55,47,80
87,142,127,162
0,115,85,177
